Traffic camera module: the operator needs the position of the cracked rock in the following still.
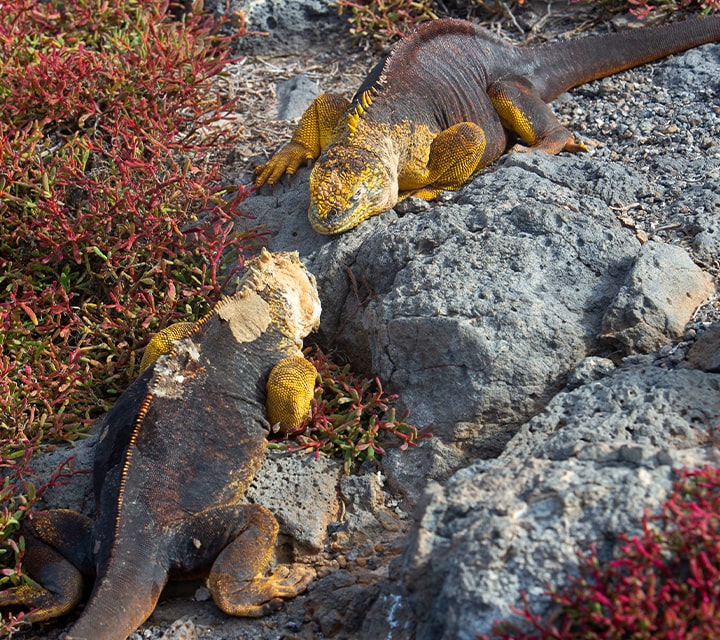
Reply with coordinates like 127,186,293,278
601,240,714,354
387,365,720,640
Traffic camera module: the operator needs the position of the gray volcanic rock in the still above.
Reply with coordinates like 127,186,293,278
247,150,715,502
276,75,321,120
686,321,720,372
601,240,714,354
689,207,720,267
205,0,342,55
368,365,720,640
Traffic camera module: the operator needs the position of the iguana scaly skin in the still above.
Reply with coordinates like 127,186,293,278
138,321,196,372
0,249,321,640
265,355,318,431
140,320,317,431
255,17,720,234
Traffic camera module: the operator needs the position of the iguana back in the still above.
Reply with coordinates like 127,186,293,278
0,250,321,640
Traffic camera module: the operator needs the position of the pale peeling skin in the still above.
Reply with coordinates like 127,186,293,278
139,249,321,428
255,16,720,234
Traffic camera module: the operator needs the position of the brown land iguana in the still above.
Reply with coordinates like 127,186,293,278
254,16,720,234
0,250,321,640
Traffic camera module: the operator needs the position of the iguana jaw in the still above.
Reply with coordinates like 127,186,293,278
307,144,398,234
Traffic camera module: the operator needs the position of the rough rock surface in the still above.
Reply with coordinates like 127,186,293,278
687,321,720,371
206,0,341,55
275,75,321,121
601,240,715,353
372,365,720,640
13,10,720,640
245,149,715,504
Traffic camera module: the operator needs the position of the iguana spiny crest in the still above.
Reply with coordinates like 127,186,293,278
0,249,322,640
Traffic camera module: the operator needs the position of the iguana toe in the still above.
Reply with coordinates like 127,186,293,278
0,581,82,623
267,563,316,596
508,125,587,156
254,142,313,187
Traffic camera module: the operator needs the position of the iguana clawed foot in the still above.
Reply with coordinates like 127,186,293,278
0,510,91,623
255,93,351,188
205,502,314,618
0,574,82,624
255,141,314,186
210,564,316,617
509,125,587,155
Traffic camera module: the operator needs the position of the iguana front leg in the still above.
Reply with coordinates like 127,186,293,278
398,121,487,201
266,355,317,432
488,79,588,154
138,321,196,372
254,93,350,187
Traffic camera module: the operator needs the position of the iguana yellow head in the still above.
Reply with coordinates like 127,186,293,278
308,144,398,234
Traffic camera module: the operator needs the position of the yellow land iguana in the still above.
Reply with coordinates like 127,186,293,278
255,17,720,234
0,250,320,640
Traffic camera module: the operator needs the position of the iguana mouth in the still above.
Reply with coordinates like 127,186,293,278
308,196,391,234
308,203,354,234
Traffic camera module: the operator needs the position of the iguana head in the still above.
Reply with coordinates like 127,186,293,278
308,145,397,234
237,248,321,346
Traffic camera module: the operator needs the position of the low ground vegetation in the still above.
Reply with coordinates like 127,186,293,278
336,0,720,46
482,465,720,640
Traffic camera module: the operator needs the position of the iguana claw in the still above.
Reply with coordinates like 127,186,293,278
255,141,314,186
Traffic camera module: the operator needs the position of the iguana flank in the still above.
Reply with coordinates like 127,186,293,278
255,16,720,234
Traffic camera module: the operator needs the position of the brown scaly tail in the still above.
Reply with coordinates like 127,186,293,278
525,16,720,101
64,521,169,640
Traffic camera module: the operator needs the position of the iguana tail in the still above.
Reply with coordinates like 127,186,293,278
526,16,720,101
65,546,168,640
